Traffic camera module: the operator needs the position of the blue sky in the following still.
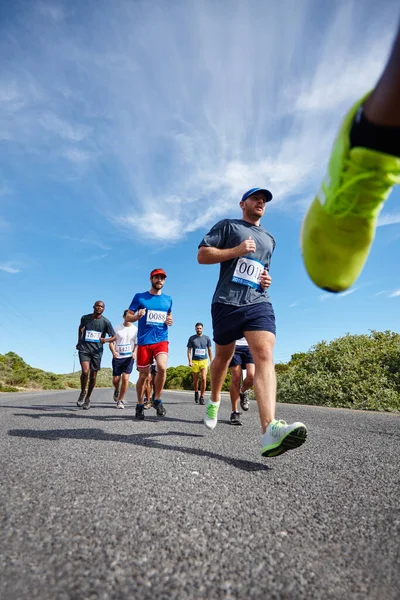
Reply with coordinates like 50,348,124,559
1,0,399,379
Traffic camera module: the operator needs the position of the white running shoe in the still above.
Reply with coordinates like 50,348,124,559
204,400,220,430
261,419,307,457
116,401,124,409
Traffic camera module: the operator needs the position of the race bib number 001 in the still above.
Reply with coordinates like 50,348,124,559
146,310,167,326
117,344,132,356
85,330,102,342
232,257,264,290
194,348,206,358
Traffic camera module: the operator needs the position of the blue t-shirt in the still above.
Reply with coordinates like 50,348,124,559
198,219,275,306
129,291,173,345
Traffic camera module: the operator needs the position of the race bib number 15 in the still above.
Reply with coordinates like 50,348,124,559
146,310,167,325
232,257,264,290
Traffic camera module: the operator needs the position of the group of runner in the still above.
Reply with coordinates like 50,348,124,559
75,24,400,458
75,188,307,458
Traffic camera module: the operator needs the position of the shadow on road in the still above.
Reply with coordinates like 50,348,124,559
11,410,206,426
8,427,270,472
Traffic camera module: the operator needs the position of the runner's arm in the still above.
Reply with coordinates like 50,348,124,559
197,238,256,264
132,344,137,360
109,341,118,358
208,346,213,362
100,334,116,344
187,348,192,366
125,309,146,323
76,326,84,349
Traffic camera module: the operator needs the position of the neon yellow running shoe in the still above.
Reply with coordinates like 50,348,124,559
301,94,400,292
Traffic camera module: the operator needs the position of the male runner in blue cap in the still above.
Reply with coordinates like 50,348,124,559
198,188,307,457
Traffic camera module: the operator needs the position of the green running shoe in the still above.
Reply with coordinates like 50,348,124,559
301,93,400,292
204,400,220,430
261,419,307,457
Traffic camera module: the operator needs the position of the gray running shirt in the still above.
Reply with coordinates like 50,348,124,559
187,334,212,360
198,219,275,306
78,314,115,354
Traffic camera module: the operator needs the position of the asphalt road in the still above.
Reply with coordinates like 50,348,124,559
0,389,399,600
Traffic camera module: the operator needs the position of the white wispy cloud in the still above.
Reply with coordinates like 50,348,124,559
389,290,400,298
1,1,397,241
52,235,111,250
377,212,400,227
319,293,332,302
0,263,21,274
84,253,108,262
339,288,357,297
288,302,297,308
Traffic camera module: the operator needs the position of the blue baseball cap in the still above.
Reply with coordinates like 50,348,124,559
241,187,273,203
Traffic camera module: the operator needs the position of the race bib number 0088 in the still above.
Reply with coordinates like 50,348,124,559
232,257,264,290
146,310,167,325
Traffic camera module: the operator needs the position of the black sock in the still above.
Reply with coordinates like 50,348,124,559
350,106,400,158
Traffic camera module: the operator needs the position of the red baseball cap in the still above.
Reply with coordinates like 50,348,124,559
150,268,167,278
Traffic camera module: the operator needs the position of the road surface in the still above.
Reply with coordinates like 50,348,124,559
0,389,399,599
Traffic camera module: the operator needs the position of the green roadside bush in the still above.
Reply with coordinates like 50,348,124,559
1,330,399,412
277,330,400,412
0,352,116,392
165,365,231,392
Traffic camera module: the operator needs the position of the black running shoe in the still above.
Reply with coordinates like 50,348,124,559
83,398,91,410
154,400,166,416
199,396,205,405
230,411,243,426
194,391,199,404
77,392,85,407
240,390,250,411
135,404,145,420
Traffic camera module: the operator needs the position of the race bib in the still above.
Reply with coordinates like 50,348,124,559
194,348,206,358
85,330,102,342
232,257,264,290
146,310,167,325
117,344,132,356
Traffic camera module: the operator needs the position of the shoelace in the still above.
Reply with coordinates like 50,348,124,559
271,419,287,437
324,159,400,218
207,403,219,419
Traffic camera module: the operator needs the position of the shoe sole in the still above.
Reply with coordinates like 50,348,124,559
204,419,217,430
83,405,90,410
77,402,84,407
135,414,145,420
240,404,249,411
230,421,243,426
261,426,307,457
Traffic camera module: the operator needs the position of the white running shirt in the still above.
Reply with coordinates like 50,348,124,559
114,323,138,359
